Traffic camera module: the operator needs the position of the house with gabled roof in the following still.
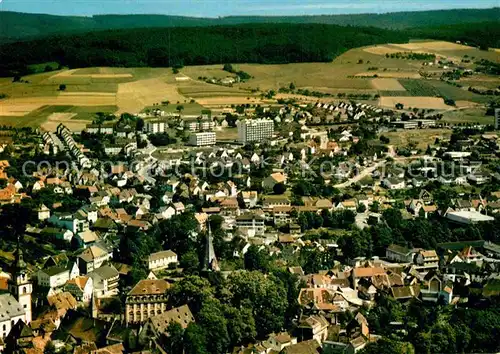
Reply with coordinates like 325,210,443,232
78,244,113,274
297,314,329,343
386,244,414,263
64,276,94,304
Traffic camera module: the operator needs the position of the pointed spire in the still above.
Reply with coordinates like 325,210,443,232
11,235,27,275
204,222,219,272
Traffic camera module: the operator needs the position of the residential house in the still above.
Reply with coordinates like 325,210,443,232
37,265,76,289
37,204,51,221
64,276,94,304
74,230,100,248
236,213,266,237
416,250,439,270
89,265,119,298
386,244,414,263
382,178,405,190
297,314,329,343
280,340,321,354
262,172,287,190
241,191,258,208
78,244,113,274
351,266,388,288
262,333,297,353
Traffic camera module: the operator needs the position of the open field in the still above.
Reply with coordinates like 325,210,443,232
0,94,117,117
384,129,452,149
379,96,450,109
363,45,407,56
116,78,187,114
356,71,421,79
392,41,474,51
371,78,406,91
40,112,79,132
0,105,117,128
427,80,493,103
441,107,494,125
0,41,497,128
195,96,264,106
178,82,254,98
181,65,237,81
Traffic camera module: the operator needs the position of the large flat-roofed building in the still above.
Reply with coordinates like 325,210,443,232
237,119,274,144
446,210,494,225
189,132,216,146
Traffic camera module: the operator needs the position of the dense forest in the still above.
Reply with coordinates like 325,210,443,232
1,8,499,42
1,20,499,77
0,24,411,76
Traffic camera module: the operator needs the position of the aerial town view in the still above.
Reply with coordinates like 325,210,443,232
0,0,499,353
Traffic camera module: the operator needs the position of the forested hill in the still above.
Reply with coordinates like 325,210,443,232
0,24,411,76
1,7,499,42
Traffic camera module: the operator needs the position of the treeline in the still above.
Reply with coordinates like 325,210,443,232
1,8,499,43
412,21,500,49
1,23,411,76
1,21,499,77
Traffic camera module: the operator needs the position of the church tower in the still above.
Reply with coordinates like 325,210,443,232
203,223,219,272
8,240,32,324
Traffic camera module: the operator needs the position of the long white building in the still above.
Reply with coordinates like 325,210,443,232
189,132,216,146
237,119,274,144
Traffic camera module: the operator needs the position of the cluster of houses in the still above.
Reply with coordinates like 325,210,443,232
0,95,499,354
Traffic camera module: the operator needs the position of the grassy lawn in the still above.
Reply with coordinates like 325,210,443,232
441,108,494,125
216,127,238,140
427,80,494,104
384,129,452,149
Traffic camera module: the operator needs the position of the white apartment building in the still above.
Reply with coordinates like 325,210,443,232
144,119,169,134
189,132,216,146
184,119,215,132
236,213,266,236
237,119,274,144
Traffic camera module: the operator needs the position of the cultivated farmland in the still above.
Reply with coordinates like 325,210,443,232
399,79,441,96
371,78,406,91
379,96,450,109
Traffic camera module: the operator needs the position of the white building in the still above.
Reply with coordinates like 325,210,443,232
189,132,216,146
89,265,119,298
446,210,494,225
36,266,71,289
148,250,178,271
236,213,266,236
144,119,169,134
37,204,51,221
237,119,274,144
0,246,33,339
0,294,28,339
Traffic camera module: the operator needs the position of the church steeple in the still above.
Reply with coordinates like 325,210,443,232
8,236,32,324
11,237,27,276
203,223,219,272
